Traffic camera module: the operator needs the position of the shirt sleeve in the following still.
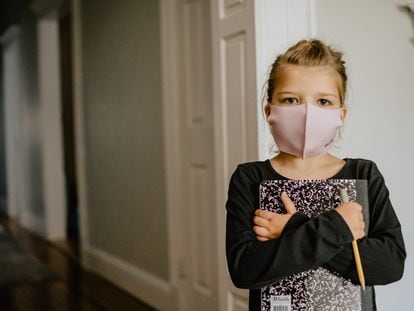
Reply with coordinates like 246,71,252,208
323,162,406,285
225,164,355,289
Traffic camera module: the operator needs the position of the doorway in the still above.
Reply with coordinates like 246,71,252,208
59,10,79,245
0,55,7,215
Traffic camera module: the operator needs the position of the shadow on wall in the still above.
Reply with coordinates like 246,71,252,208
0,53,6,214
397,3,414,45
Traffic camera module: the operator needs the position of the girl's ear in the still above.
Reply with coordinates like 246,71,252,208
340,107,348,122
264,103,271,119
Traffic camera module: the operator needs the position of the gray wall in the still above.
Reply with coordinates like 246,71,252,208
317,0,414,309
81,0,169,279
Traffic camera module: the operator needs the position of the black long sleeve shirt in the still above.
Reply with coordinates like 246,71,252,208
225,158,406,311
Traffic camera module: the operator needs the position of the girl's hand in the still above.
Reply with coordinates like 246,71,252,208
335,202,365,240
253,192,297,241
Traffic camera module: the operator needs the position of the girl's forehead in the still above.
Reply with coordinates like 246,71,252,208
276,65,340,92
278,65,334,79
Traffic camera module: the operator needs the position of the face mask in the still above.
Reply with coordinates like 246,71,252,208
267,103,343,159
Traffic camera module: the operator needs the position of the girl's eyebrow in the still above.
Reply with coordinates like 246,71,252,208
276,91,296,95
318,93,338,98
276,91,338,98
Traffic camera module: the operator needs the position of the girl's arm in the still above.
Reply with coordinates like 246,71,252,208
323,163,406,285
226,164,355,289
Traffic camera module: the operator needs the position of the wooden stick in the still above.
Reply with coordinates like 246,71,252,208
339,188,366,291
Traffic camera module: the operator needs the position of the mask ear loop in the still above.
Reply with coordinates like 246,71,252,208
331,111,345,151
264,103,280,156
325,107,345,148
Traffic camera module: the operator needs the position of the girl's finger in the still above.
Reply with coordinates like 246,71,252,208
253,215,270,227
256,236,269,242
255,209,277,220
281,192,297,214
253,226,270,237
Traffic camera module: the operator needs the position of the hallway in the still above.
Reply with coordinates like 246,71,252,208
1,0,413,310
0,213,156,311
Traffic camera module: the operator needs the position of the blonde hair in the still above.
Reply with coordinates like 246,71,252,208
265,39,348,106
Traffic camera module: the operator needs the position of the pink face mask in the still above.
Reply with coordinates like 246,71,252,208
267,103,343,159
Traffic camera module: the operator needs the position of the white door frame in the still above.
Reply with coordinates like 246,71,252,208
31,0,67,240
159,0,191,309
0,26,25,220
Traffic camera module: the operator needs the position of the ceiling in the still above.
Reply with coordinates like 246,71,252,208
0,0,30,36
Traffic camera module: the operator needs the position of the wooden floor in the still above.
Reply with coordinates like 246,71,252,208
0,215,157,311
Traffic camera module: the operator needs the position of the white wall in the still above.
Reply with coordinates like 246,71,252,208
255,0,317,160
316,0,414,309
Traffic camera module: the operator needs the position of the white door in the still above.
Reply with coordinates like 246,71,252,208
176,0,218,310
210,0,259,310
34,7,67,240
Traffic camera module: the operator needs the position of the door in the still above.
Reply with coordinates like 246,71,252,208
210,0,258,310
177,0,218,310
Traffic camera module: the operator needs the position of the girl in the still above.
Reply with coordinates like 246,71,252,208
225,39,406,310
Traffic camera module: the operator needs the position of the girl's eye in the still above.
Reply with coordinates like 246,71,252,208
317,98,331,106
281,97,299,105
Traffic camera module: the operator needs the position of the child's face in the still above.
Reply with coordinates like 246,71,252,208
266,65,347,120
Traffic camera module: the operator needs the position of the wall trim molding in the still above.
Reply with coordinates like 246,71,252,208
83,245,177,311
20,210,46,236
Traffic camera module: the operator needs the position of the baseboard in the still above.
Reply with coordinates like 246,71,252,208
82,245,179,311
20,209,46,237
0,198,45,235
